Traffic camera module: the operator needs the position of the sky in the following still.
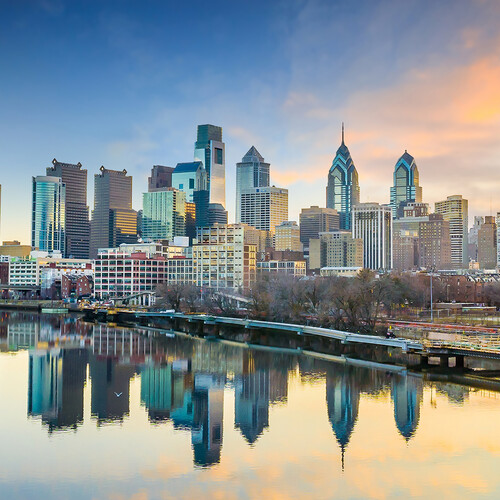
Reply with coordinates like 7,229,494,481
1,0,500,244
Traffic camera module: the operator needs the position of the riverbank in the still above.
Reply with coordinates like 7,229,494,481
0,300,80,312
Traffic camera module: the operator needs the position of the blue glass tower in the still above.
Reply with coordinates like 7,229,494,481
390,151,422,218
326,124,360,230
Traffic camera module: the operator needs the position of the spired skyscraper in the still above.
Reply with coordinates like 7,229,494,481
194,124,225,208
326,124,360,230
389,151,422,219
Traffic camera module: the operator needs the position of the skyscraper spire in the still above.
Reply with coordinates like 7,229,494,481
341,122,344,145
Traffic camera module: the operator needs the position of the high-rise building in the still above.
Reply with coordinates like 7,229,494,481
142,188,186,242
435,195,468,269
392,211,429,271
418,213,451,270
46,159,90,258
326,125,360,230
207,203,228,226
172,161,206,203
274,221,301,252
389,152,422,219
477,216,497,269
185,201,196,241
299,206,340,250
194,124,225,207
352,203,392,270
468,216,484,263
309,231,363,270
236,146,270,223
31,176,66,255
90,167,137,257
496,212,500,268
148,165,174,191
240,187,288,234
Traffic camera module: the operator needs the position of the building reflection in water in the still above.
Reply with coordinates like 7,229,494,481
326,365,360,470
391,373,423,441
28,348,87,432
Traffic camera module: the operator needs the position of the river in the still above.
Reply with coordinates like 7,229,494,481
0,310,500,499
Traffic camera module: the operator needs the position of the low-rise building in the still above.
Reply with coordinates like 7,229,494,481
257,260,306,277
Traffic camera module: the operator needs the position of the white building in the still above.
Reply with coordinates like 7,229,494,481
352,203,392,270
194,225,256,290
257,260,306,277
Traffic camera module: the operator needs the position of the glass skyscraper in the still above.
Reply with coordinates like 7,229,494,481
235,146,270,223
389,151,422,219
142,188,186,242
326,125,360,230
31,176,66,254
194,124,225,208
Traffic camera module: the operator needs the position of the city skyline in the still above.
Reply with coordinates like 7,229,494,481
1,0,500,243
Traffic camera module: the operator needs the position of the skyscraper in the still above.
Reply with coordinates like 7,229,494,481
172,161,206,203
142,188,186,242
90,167,137,257
389,151,422,219
477,216,497,269
46,159,90,258
435,195,468,269
194,124,225,207
418,213,452,270
240,187,288,234
352,203,392,270
326,124,360,230
236,146,270,223
299,206,340,250
31,176,66,254
148,165,174,191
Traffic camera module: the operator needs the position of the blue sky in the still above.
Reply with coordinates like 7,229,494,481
1,0,500,243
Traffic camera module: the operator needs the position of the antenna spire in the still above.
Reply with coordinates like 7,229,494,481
342,122,345,144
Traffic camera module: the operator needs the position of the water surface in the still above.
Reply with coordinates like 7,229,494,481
1,311,500,499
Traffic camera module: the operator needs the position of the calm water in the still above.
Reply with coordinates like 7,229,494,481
1,311,500,499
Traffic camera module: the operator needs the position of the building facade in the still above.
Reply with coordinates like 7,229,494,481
148,165,174,191
352,203,392,270
240,187,288,234
389,152,422,219
309,231,363,270
90,167,137,258
194,124,226,208
418,214,452,270
194,225,257,290
477,216,497,269
326,125,360,230
142,188,186,242
236,146,270,223
31,176,66,255
274,221,301,252
299,206,340,250
435,195,468,269
257,260,306,277
46,159,90,258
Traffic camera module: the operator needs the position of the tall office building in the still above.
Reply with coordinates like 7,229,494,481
90,167,137,257
477,216,497,269
142,188,186,242
31,176,66,254
240,186,288,234
352,203,392,270
435,195,468,269
468,216,484,262
299,206,340,249
236,146,270,223
194,124,225,207
497,212,500,268
392,209,429,271
389,151,422,219
326,124,360,230
148,165,174,191
418,214,451,270
172,161,206,203
46,159,90,258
